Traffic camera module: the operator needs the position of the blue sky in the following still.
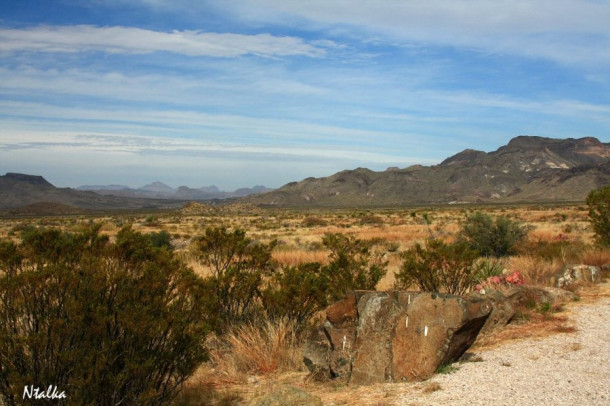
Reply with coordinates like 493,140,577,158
1,0,609,189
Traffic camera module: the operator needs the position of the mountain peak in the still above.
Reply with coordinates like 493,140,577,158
440,149,486,166
140,181,175,193
4,173,54,187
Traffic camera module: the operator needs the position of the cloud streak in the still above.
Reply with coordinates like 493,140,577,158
214,0,610,66
0,25,328,58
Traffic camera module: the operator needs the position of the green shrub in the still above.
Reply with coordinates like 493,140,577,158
301,216,328,227
322,233,387,300
586,186,610,246
148,229,173,249
0,225,213,406
195,227,276,327
459,212,529,257
262,262,329,330
394,239,480,295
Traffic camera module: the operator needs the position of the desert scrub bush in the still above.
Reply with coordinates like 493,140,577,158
262,262,329,330
148,229,173,249
322,233,388,300
195,227,276,328
394,239,481,295
586,185,610,246
301,216,328,227
459,212,530,257
0,225,214,406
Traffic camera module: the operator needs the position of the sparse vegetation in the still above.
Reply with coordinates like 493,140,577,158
0,225,213,406
436,364,459,374
0,202,604,405
586,185,610,246
195,227,276,328
460,212,529,257
262,262,329,330
394,239,481,295
322,232,388,300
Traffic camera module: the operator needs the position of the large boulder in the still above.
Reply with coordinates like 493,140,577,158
467,289,515,334
303,291,492,384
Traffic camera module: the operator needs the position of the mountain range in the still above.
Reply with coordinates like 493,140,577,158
247,136,610,207
76,182,271,200
1,136,608,213
0,173,188,213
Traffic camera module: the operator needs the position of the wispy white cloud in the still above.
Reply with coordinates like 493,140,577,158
209,0,610,66
0,25,329,58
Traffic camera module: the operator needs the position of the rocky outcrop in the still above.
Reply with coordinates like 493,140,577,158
556,265,602,288
303,291,492,384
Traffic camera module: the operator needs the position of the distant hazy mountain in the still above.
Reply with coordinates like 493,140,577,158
0,173,184,212
247,136,610,207
140,181,176,195
77,184,130,191
78,181,271,200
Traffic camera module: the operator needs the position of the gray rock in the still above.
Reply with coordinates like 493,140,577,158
557,265,601,288
503,285,576,307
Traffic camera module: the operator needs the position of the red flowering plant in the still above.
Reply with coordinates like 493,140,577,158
475,270,524,293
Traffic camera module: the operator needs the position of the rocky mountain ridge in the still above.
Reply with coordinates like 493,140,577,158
247,136,610,207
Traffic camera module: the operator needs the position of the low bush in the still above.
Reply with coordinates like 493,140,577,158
394,239,480,295
586,185,610,246
0,225,213,406
301,216,328,227
322,233,388,300
262,262,329,330
460,212,529,257
148,229,173,249
194,227,276,328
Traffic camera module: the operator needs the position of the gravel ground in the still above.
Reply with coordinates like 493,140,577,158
398,293,610,406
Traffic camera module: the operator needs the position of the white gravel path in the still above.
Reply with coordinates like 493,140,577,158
398,295,610,406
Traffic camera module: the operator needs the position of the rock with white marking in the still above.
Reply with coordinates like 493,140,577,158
303,291,492,384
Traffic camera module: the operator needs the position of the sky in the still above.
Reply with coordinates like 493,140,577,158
1,1,610,190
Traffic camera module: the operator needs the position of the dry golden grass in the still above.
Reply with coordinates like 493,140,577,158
272,249,329,267
579,247,610,267
507,255,564,286
202,320,303,385
528,227,563,242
